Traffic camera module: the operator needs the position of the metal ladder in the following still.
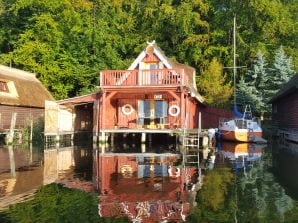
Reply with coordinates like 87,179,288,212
243,104,252,120
182,131,200,166
181,99,200,167
244,105,255,140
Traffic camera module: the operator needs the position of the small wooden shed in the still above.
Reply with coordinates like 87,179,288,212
44,93,100,143
0,65,54,138
270,74,298,143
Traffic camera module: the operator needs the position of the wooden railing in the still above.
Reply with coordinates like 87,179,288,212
100,69,186,87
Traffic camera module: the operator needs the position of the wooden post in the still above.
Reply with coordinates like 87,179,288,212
30,118,33,142
99,132,106,144
199,112,201,132
141,144,146,153
6,112,17,145
141,132,146,144
8,145,16,178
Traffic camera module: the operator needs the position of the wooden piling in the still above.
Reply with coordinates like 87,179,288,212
6,112,17,145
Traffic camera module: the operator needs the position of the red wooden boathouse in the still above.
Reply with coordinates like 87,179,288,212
270,74,298,143
97,41,205,142
47,41,211,144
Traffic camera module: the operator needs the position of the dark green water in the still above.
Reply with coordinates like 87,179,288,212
0,139,297,222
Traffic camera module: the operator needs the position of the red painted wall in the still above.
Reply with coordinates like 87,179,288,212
272,91,298,129
201,106,233,129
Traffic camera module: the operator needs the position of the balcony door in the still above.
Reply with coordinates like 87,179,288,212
137,100,168,126
139,62,159,85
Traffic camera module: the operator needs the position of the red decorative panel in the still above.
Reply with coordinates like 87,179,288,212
142,53,159,63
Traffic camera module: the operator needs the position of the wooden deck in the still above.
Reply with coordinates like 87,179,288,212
100,68,187,87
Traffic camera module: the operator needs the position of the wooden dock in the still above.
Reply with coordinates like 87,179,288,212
0,189,37,210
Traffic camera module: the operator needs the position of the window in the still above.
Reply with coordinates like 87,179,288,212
0,81,8,92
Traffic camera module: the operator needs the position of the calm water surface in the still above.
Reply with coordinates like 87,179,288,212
0,139,297,222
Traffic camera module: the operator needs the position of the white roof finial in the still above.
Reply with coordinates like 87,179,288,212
146,40,156,46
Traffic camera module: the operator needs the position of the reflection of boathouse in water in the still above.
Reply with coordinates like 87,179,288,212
44,41,232,144
94,152,198,223
42,146,199,222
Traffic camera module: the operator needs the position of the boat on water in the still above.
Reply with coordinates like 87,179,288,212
219,104,264,143
218,16,265,143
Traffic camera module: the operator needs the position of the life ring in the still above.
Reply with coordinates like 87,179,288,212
121,104,134,115
168,105,180,117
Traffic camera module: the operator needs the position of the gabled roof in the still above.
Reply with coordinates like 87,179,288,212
0,65,54,108
128,41,203,104
269,74,298,103
128,41,172,70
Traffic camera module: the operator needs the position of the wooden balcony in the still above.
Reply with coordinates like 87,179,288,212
100,68,187,87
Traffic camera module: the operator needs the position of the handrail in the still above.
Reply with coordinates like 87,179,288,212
100,68,186,87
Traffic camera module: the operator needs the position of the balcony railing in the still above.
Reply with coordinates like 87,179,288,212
100,69,186,87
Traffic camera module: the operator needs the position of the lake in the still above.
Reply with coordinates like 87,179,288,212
0,138,297,222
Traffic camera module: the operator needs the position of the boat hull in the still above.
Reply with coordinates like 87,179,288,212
220,130,263,143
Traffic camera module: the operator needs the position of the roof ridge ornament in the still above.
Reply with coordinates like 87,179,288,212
146,40,155,46
145,40,155,55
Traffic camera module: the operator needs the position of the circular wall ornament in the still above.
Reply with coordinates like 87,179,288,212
121,104,134,116
168,105,180,117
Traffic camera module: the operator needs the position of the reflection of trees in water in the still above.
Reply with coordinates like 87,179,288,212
0,183,130,223
187,167,236,222
187,148,298,223
237,150,296,223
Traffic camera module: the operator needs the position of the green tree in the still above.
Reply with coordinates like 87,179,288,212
238,47,295,117
207,0,298,71
197,58,233,107
237,51,267,116
0,0,296,101
1,0,99,99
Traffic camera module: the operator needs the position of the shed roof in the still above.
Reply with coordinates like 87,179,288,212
269,74,298,103
0,65,54,108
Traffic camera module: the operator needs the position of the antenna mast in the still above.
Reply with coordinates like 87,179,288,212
233,15,236,105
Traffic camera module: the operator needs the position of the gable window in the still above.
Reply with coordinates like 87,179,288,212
0,81,8,92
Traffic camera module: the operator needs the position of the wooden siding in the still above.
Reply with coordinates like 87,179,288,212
97,90,200,130
74,104,93,132
272,91,298,129
0,105,44,130
201,107,234,129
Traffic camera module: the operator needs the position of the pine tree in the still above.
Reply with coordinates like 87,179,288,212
237,51,267,116
238,47,295,117
262,46,295,113
271,46,295,87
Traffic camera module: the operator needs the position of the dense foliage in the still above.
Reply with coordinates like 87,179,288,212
0,0,297,109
